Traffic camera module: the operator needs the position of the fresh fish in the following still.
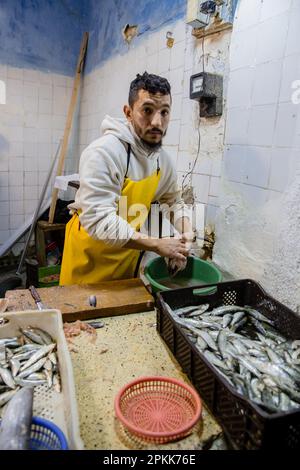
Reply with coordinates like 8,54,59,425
20,344,55,372
0,338,20,348
0,388,19,407
9,358,21,377
20,327,46,345
246,308,274,325
197,320,222,330
26,372,47,381
14,377,47,387
230,311,245,327
250,318,268,336
231,375,248,395
217,331,228,359
13,344,43,353
197,330,218,351
0,326,59,405
18,357,47,379
0,345,6,364
0,387,33,450
248,359,296,386
44,359,53,371
187,334,197,344
230,317,247,333
12,349,38,362
86,320,105,329
174,304,209,316
231,339,249,356
169,301,300,413
27,327,53,345
279,392,292,412
196,336,207,351
203,351,229,371
236,356,261,378
250,378,262,400
48,352,57,365
222,314,232,328
0,366,15,389
210,305,244,316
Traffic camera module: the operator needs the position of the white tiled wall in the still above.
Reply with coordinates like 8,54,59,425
79,20,232,228
0,66,76,249
214,0,300,311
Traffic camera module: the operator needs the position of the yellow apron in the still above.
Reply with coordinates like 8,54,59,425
59,144,161,285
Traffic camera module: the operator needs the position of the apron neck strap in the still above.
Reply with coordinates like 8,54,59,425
125,143,131,179
125,143,160,177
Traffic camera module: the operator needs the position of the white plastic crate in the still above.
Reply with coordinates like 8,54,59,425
0,309,83,450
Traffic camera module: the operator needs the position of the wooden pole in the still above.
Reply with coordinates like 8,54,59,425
48,32,89,224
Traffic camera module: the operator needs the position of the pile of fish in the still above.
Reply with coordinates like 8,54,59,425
169,303,300,414
0,326,61,413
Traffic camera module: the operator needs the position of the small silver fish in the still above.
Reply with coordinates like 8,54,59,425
9,358,21,377
20,344,55,372
0,388,19,407
18,357,47,379
0,366,15,389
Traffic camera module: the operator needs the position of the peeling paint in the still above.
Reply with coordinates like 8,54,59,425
85,0,187,73
122,24,138,44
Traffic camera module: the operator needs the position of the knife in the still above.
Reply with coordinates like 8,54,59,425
29,285,46,311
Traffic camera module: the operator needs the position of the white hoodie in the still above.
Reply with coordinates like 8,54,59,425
69,115,188,247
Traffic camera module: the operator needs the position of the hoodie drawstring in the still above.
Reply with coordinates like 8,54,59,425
125,143,160,179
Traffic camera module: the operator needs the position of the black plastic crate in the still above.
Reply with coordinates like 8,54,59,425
156,279,300,450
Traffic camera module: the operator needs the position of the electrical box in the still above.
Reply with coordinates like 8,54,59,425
190,72,223,117
186,0,209,28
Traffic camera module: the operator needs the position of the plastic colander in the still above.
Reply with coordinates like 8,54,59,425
115,376,202,444
0,416,68,450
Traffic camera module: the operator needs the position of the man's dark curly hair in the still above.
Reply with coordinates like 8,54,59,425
129,72,171,107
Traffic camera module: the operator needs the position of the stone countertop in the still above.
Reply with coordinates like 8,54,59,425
70,310,221,450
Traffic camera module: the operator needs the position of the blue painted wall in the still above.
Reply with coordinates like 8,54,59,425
0,0,89,75
85,0,186,72
0,0,239,75
85,0,239,73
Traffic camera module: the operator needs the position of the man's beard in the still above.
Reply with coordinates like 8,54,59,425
140,138,163,152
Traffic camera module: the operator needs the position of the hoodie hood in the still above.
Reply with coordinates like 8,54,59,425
100,115,160,161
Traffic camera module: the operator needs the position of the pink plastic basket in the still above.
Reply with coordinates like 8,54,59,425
114,376,202,444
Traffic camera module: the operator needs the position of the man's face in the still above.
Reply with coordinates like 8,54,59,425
124,89,171,148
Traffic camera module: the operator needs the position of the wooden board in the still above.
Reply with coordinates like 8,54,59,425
48,32,88,223
5,278,154,322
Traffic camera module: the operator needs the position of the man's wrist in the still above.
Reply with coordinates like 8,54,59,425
130,232,159,253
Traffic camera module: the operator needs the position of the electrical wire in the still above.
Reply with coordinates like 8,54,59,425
181,36,206,192
181,119,201,191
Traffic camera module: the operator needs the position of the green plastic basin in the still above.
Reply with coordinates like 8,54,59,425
144,256,222,295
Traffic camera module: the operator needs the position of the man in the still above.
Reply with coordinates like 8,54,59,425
60,72,193,285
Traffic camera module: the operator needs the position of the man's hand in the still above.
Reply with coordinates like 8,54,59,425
163,232,195,277
156,237,189,261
